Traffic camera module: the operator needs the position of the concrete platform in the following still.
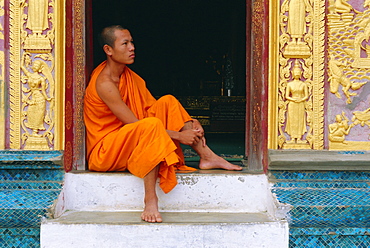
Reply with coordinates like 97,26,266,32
54,170,278,217
43,169,289,247
41,211,288,248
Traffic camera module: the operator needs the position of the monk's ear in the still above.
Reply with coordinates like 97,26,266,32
103,44,113,56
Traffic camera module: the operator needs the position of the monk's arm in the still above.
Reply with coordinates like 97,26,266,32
96,80,139,124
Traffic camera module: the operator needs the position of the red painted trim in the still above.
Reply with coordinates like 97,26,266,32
64,0,74,172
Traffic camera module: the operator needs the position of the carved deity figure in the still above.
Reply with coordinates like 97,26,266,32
286,0,311,44
329,113,353,143
285,60,309,143
21,59,51,136
328,59,367,104
26,0,49,35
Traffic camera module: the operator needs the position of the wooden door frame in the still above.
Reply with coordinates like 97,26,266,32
64,0,269,172
246,0,269,172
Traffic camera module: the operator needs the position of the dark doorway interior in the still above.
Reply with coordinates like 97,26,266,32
91,0,246,160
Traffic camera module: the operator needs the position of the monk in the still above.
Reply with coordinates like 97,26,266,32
83,25,242,223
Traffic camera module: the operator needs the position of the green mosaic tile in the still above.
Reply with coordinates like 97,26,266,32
0,181,62,190
290,235,370,248
270,171,370,181
270,170,370,248
0,227,40,247
0,169,64,181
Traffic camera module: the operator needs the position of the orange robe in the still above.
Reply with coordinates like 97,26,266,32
83,61,196,193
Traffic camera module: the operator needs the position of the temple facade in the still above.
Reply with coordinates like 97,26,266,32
1,0,370,247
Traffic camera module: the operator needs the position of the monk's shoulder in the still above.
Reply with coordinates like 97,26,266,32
96,70,121,93
96,70,114,86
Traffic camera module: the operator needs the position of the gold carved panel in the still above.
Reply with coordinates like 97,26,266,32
269,0,325,150
270,0,370,151
9,0,64,150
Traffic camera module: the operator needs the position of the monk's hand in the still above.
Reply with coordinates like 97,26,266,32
192,119,204,137
178,129,203,146
192,119,206,147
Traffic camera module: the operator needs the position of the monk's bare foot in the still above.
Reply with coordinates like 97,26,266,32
141,196,162,223
198,149,243,171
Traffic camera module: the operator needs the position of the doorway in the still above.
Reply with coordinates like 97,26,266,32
91,0,246,163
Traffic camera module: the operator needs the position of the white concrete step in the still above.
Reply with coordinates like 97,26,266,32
54,170,278,217
41,211,288,248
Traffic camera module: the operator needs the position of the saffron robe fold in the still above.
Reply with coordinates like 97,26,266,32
83,61,196,193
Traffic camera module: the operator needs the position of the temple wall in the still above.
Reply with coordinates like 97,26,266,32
269,0,370,151
5,0,369,170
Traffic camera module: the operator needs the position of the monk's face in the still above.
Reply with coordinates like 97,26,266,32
107,29,135,65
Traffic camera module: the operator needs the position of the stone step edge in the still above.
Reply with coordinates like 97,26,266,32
43,211,284,225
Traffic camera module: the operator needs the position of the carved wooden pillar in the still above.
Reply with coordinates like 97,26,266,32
246,0,269,172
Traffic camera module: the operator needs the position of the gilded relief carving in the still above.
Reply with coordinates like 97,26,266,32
327,1,370,150
329,106,370,145
328,59,367,104
22,0,53,52
9,0,64,150
20,53,54,149
329,112,353,144
26,0,49,34
285,60,310,144
352,108,370,128
282,0,312,58
275,0,325,150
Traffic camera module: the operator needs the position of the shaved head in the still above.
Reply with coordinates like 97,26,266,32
99,25,127,48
